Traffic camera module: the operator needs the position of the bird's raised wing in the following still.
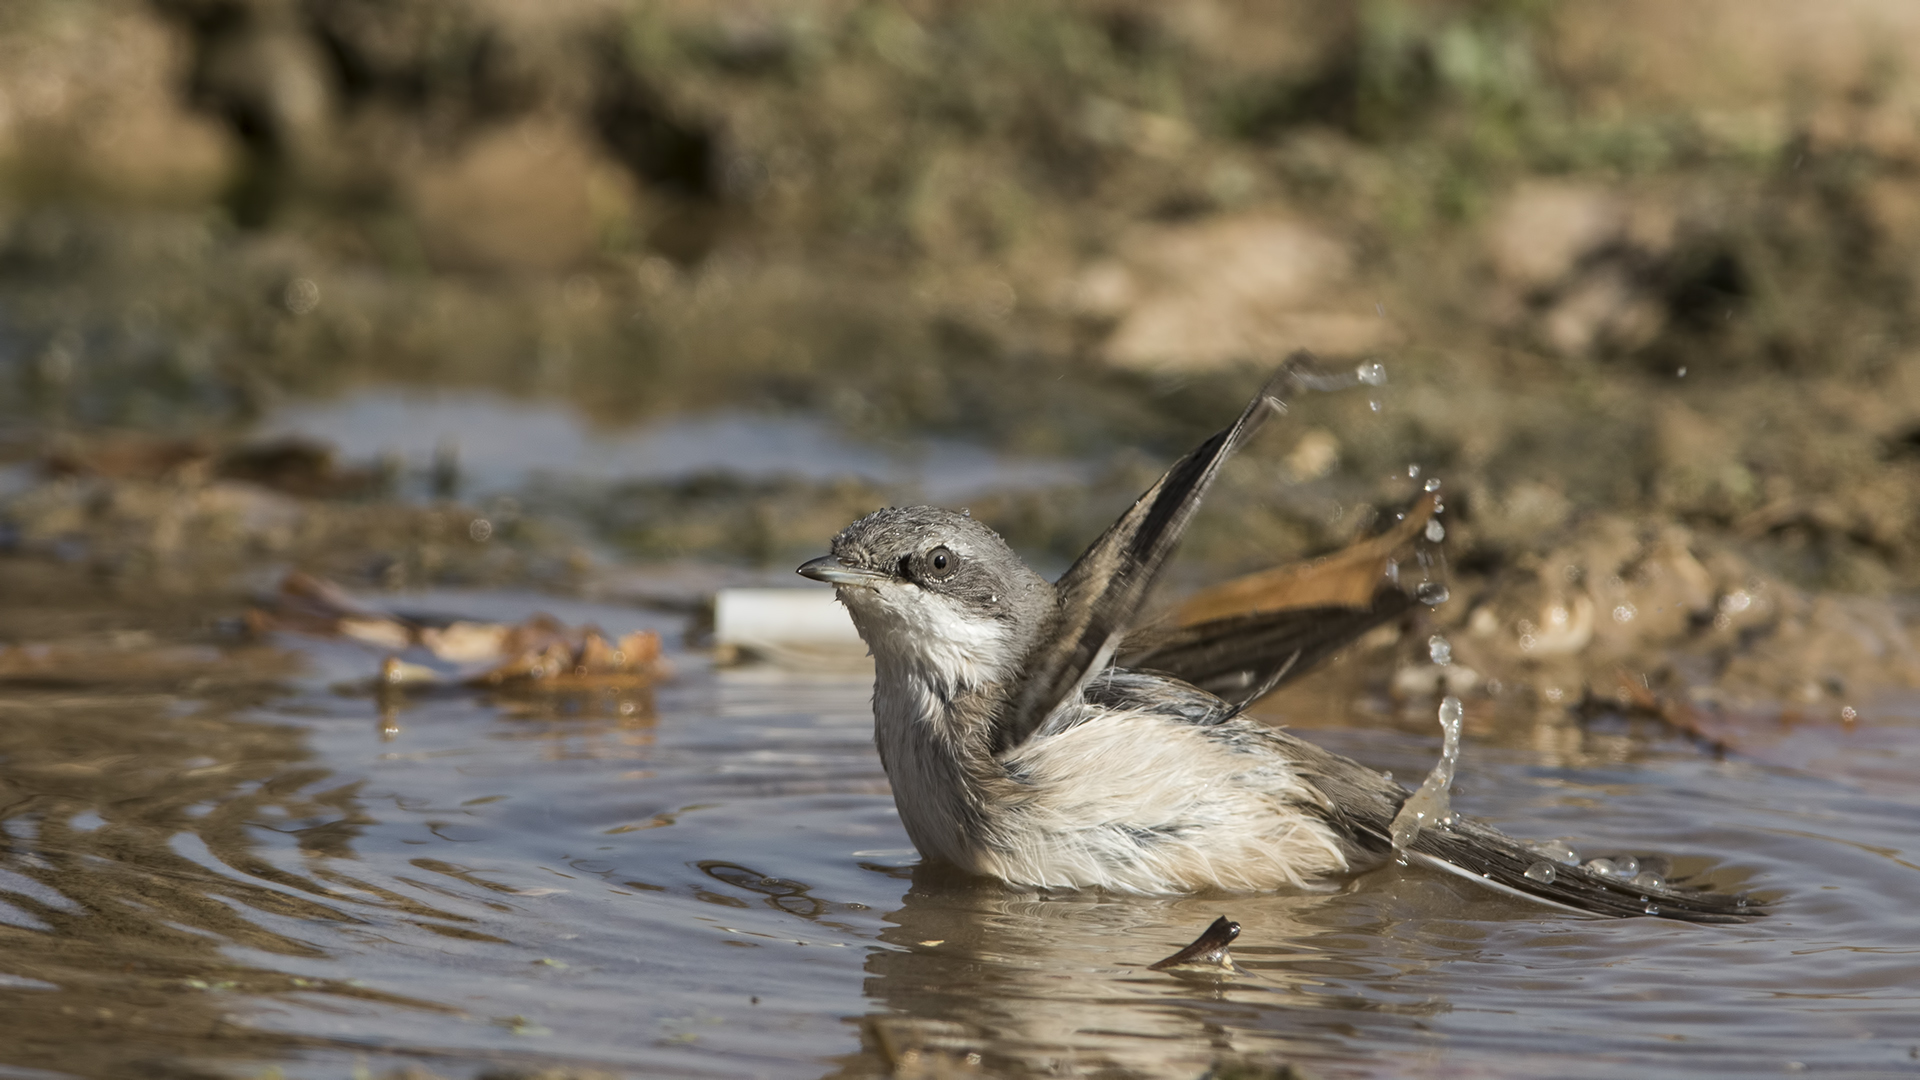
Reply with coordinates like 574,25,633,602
991,352,1348,754
1119,493,1440,707
1118,591,1415,707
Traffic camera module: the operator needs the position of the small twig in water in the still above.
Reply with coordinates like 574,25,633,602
1150,916,1241,972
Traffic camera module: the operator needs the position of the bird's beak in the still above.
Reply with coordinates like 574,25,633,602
797,555,889,588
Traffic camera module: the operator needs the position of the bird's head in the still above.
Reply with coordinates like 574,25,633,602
799,506,1053,690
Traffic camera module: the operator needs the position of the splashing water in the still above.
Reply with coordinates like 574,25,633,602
1390,695,1464,852
1428,634,1452,666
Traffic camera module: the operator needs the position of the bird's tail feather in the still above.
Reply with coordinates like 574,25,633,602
1404,816,1760,924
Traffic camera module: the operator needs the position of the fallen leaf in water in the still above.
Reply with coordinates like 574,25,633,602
417,621,511,663
251,571,667,690
379,657,441,687
340,616,413,651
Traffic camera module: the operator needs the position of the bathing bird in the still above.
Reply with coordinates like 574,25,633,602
799,356,1755,921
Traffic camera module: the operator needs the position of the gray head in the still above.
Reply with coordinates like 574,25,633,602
799,507,1055,689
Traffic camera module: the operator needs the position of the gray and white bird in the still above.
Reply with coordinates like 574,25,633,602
799,358,1756,922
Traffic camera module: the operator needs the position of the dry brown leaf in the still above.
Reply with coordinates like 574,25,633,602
253,571,668,691
1173,494,1437,625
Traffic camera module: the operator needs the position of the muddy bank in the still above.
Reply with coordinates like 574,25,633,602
3,0,1920,718
5,416,1914,747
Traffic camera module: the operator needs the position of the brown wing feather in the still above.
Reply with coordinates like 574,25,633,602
1120,587,1418,706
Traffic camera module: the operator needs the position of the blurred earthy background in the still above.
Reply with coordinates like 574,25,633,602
7,0,1920,711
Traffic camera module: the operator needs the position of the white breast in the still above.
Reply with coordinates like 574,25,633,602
838,581,1016,868
980,708,1353,893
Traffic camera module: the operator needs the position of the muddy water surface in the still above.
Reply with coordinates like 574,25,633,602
2,585,1918,1079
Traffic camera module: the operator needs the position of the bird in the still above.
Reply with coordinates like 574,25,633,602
798,355,1757,922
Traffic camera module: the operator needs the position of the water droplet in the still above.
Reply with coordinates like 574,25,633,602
1629,871,1666,890
1612,856,1639,878
1356,362,1387,386
1369,399,1382,413
1417,583,1450,606
1736,898,1749,909
1585,858,1617,877
1388,695,1464,852
1840,705,1858,722
1425,519,1446,543
1408,463,1421,478
283,277,321,314
1644,903,1661,915
1524,861,1556,884
1676,366,1687,377
1428,634,1452,666
1612,603,1636,623
1424,478,1442,492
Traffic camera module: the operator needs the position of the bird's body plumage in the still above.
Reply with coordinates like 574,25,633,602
801,356,1758,922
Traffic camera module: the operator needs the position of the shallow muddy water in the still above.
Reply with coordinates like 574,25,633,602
2,586,1919,1079
255,391,1093,504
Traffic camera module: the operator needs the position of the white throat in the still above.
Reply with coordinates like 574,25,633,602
840,581,1016,697
837,581,1016,867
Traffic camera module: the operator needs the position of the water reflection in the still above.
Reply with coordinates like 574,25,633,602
833,865,1482,1078
255,391,1092,503
0,678,451,1076
2,583,1917,1078
378,681,660,761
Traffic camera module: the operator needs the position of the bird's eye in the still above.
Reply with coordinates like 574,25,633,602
924,545,958,581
